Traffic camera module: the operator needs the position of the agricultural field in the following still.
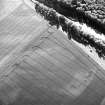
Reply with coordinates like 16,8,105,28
0,0,105,105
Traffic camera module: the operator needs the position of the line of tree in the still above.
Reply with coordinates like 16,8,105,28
33,1,105,59
34,0,105,35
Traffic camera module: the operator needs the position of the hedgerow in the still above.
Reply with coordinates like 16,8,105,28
32,0,105,58
33,0,105,35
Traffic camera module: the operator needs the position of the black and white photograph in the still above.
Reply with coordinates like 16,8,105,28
0,0,105,105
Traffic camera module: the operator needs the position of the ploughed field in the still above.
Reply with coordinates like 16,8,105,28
0,2,105,105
